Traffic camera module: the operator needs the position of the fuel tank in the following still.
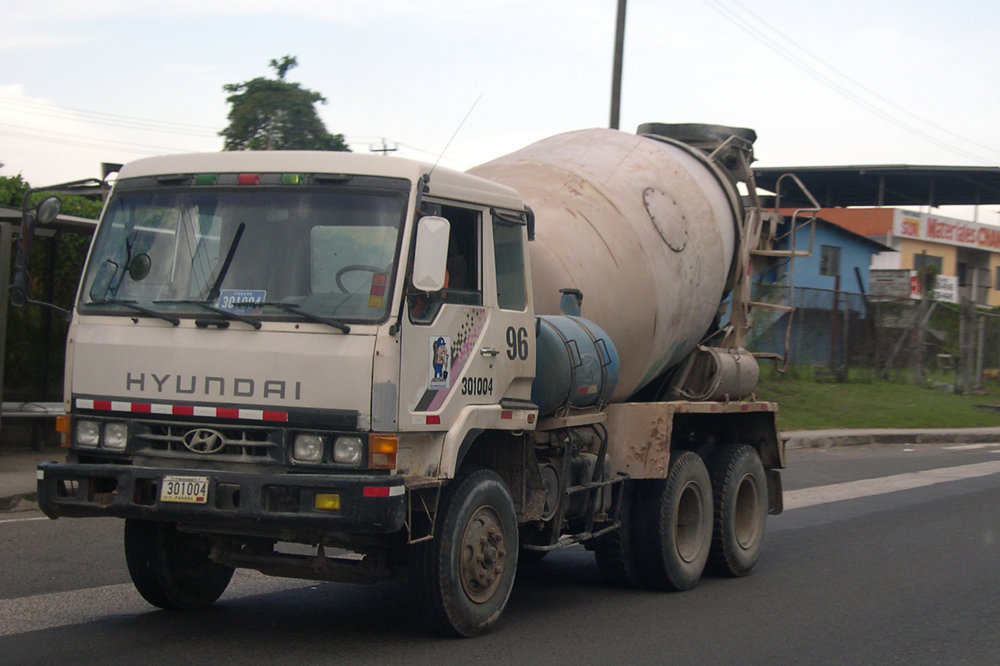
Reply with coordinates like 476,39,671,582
531,315,620,417
470,126,744,401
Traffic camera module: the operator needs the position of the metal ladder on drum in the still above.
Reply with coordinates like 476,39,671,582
731,172,820,372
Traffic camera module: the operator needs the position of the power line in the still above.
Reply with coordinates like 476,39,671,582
369,138,398,155
0,95,467,167
0,122,213,154
727,0,1000,160
703,0,1000,165
0,94,219,136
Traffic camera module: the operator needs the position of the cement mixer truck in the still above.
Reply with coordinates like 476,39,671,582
30,123,798,637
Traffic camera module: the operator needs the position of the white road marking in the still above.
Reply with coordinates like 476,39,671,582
0,515,47,525
943,443,1000,451
783,460,1000,511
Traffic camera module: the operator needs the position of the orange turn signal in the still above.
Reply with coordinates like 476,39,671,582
368,434,398,470
55,414,71,448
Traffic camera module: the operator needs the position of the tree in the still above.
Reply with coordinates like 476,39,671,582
1,174,100,402
0,173,29,207
219,56,350,152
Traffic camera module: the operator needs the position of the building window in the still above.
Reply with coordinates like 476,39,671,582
913,253,942,273
819,245,840,277
995,266,1000,291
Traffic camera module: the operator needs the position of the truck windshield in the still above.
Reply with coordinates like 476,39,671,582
78,178,408,325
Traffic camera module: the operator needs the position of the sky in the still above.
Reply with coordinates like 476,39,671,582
3,0,1000,219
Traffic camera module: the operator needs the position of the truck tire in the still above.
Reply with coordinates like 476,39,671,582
408,467,518,637
708,444,767,577
124,519,234,610
593,480,641,587
633,451,713,591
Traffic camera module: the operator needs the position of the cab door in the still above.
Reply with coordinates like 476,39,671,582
398,203,534,430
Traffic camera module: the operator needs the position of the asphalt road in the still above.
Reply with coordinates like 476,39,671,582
3,442,1000,664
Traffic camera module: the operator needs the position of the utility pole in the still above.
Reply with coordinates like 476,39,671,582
370,138,398,156
609,0,627,129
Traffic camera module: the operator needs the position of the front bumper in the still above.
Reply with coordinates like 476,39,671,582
37,461,406,538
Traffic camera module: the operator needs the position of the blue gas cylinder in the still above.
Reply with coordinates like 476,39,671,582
531,315,620,417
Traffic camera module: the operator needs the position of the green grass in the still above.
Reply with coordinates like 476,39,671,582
755,368,1000,431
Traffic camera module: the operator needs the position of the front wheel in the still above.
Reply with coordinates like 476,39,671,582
409,468,518,637
124,519,234,610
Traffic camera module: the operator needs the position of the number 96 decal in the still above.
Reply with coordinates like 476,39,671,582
461,376,494,396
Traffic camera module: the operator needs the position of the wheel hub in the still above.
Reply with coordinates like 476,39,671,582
459,506,507,604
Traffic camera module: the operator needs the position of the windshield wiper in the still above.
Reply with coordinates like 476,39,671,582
91,299,180,326
155,299,262,330
263,302,351,333
206,222,245,301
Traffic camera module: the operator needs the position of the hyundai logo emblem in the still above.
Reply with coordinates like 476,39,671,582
182,428,227,454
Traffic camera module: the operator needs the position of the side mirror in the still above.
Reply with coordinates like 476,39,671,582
35,195,62,224
411,215,449,292
10,195,63,308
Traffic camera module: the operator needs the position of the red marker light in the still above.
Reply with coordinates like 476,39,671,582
237,173,261,185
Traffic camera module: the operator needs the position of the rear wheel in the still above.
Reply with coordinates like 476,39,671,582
124,519,234,610
633,451,713,591
408,468,518,637
708,444,767,577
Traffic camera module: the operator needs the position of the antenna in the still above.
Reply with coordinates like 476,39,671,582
429,95,482,179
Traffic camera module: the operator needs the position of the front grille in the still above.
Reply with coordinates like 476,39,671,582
134,421,282,463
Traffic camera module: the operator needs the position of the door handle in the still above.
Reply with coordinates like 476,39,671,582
480,347,500,357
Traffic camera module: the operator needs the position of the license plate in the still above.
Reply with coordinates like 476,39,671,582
160,475,209,504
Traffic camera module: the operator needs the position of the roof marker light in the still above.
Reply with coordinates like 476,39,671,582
194,174,218,186
281,173,305,185
237,173,261,185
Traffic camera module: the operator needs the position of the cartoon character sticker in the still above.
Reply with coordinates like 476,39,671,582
429,336,451,390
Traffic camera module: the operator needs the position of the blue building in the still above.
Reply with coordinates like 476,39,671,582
760,214,894,293
746,214,893,366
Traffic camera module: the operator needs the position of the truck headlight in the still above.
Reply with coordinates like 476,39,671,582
76,420,100,448
293,434,325,463
333,436,363,466
103,422,129,450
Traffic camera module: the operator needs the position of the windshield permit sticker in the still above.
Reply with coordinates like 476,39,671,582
368,273,387,309
428,336,452,390
218,289,265,314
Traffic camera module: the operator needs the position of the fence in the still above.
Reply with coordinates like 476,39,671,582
745,284,1000,387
